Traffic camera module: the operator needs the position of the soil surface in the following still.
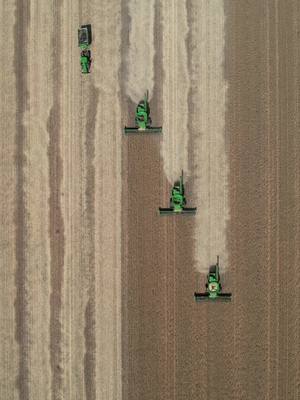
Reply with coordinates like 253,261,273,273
0,1,299,400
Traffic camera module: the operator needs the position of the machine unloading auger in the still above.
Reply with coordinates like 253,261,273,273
159,171,197,215
194,256,232,302
124,91,162,134
78,24,92,74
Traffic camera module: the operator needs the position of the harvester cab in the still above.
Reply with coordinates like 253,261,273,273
194,256,232,302
78,24,92,74
159,171,197,215
124,91,162,134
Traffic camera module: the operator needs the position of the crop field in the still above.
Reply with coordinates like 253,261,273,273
1,1,300,400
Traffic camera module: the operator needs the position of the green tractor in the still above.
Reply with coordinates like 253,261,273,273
194,256,232,302
124,91,162,134
78,24,92,74
159,171,197,215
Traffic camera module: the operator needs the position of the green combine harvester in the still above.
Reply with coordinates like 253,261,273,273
194,256,232,302
78,24,92,74
124,91,162,134
159,171,197,215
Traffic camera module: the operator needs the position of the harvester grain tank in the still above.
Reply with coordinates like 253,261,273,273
159,171,197,215
78,24,92,74
194,256,232,302
124,91,162,134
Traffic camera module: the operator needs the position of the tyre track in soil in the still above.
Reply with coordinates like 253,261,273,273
60,1,88,397
0,1,18,398
80,4,97,400
14,1,30,399
294,5,300,397
91,1,122,399
25,1,53,398
82,82,98,400
265,3,279,396
265,2,281,397
48,1,64,398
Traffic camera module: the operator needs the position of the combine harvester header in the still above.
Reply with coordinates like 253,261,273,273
124,91,162,134
159,171,197,215
194,256,232,302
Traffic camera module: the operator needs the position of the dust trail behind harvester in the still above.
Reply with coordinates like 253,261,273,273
190,0,229,273
125,0,155,103
161,1,190,184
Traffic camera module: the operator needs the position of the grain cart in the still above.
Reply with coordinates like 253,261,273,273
78,24,92,74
